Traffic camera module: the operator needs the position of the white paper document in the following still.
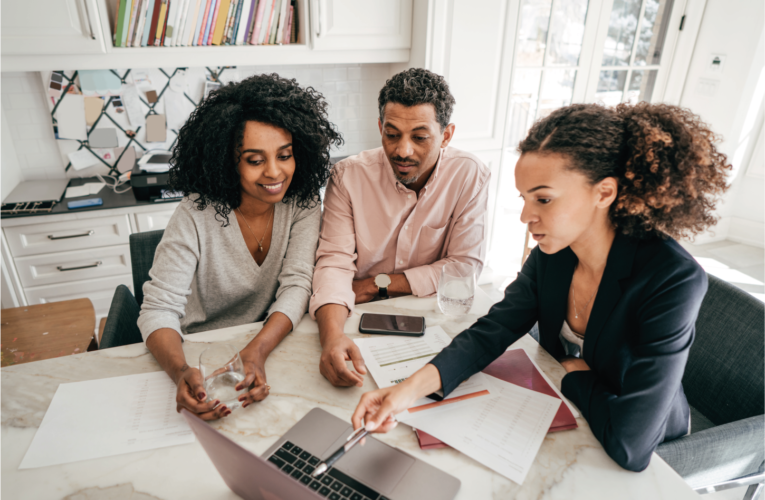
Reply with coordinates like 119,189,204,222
355,326,452,388
56,94,88,141
355,326,492,413
65,182,105,198
403,378,561,485
20,371,194,469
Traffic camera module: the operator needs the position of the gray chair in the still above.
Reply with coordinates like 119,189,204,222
657,274,764,499
100,230,165,349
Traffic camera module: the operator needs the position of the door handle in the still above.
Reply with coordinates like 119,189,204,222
48,230,94,240
82,0,96,40
57,261,102,272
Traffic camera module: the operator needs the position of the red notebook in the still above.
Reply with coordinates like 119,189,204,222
415,348,578,450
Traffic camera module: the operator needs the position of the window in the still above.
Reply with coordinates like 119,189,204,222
489,0,682,275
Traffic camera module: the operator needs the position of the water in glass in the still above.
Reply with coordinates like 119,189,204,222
199,344,247,410
438,262,476,316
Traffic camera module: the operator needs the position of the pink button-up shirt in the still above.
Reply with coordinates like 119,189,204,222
309,146,490,318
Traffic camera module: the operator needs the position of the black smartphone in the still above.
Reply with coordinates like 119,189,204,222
358,313,425,337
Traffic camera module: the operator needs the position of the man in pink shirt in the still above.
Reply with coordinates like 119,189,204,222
310,68,490,387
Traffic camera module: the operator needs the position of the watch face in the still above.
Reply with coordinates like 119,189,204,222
374,274,392,288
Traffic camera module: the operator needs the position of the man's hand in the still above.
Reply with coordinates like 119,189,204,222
320,333,367,387
561,357,591,373
352,277,377,304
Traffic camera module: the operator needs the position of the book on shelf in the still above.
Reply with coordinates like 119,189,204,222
112,0,297,46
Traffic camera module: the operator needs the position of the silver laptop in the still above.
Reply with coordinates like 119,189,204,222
182,407,460,500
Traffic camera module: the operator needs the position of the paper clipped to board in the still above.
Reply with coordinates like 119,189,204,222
19,371,194,469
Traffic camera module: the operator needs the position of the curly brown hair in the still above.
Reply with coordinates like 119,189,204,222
169,73,342,226
518,102,731,239
378,68,456,131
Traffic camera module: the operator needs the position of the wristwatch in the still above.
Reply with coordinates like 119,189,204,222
374,274,392,299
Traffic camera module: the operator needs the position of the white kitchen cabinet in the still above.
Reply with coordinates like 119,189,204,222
311,0,412,51
1,204,179,324
1,0,105,56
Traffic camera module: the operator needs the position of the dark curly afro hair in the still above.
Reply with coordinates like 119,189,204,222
519,102,731,240
169,73,343,225
378,68,455,131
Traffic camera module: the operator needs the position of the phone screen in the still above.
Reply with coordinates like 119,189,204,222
360,314,424,335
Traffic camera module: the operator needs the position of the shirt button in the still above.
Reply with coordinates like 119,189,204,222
407,194,412,199
404,225,409,230
399,260,403,265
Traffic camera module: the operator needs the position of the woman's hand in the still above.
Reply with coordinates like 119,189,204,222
351,364,442,433
175,363,231,420
561,357,591,373
237,347,271,407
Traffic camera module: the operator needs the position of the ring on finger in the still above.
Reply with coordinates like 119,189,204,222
265,385,271,391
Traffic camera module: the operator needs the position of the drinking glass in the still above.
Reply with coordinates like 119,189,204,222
199,344,247,411
437,262,476,316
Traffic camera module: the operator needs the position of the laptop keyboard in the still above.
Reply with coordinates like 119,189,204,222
268,441,389,500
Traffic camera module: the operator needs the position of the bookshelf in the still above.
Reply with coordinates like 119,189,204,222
1,0,411,71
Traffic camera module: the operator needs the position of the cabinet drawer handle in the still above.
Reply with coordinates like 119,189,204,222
57,261,102,272
48,230,94,240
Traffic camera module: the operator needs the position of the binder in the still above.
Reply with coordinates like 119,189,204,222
415,348,578,450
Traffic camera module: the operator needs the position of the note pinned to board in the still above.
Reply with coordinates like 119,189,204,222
89,128,119,148
121,84,146,127
19,371,194,469
56,94,87,141
84,97,104,126
146,114,167,142
67,149,99,171
79,70,122,97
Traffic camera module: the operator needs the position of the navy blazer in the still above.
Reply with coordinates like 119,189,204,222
430,232,708,472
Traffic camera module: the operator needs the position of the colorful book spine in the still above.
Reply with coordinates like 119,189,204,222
201,0,217,45
211,0,230,45
264,0,278,45
193,0,209,45
141,0,156,45
115,0,130,46
147,0,162,45
282,5,292,44
222,0,236,44
113,0,121,44
181,0,198,45
236,0,255,45
154,0,168,46
186,0,204,45
173,0,189,45
231,0,246,44
134,0,150,46
163,0,177,46
251,0,268,44
290,0,298,43
125,0,140,47
245,0,260,44
275,0,288,44
228,0,241,43
159,1,169,45
194,0,213,45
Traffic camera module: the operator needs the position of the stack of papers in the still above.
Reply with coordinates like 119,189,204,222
355,326,563,485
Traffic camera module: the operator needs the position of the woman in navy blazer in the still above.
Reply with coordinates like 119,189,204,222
350,102,731,472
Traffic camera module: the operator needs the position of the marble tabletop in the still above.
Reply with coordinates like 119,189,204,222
1,290,699,499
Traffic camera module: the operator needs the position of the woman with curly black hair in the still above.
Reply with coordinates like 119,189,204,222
138,74,342,421
351,102,731,472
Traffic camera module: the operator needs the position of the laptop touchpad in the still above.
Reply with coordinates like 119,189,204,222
322,434,415,495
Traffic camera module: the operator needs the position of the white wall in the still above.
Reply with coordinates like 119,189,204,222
679,0,765,246
1,112,23,200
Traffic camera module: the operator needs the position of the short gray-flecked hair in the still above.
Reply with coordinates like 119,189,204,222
378,68,456,131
